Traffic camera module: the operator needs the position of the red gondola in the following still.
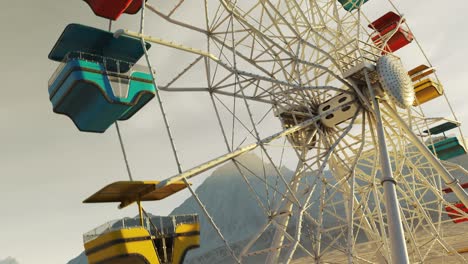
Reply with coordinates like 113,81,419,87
442,183,468,223
125,0,146,14
83,0,146,20
369,12,414,53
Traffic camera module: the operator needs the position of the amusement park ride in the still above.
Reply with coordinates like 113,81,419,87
47,0,468,263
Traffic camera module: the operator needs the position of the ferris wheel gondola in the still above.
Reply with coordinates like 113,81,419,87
443,183,468,224
83,0,147,20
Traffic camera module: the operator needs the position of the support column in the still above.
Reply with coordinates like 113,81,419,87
364,70,409,264
137,200,144,227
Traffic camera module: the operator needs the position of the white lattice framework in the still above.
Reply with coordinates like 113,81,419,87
120,0,468,263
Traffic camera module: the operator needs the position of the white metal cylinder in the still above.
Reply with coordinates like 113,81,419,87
365,70,410,264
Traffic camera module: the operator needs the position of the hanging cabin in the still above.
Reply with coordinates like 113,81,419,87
408,65,444,106
368,11,413,53
423,120,467,160
337,0,369,12
83,0,147,20
427,137,467,160
409,65,464,160
83,180,200,264
442,183,468,223
47,23,156,133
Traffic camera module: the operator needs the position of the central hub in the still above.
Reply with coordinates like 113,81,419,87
276,92,360,149
318,93,359,128
277,106,318,149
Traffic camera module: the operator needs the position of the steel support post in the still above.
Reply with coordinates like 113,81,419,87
364,70,410,264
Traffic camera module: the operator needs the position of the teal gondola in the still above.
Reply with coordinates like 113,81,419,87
337,0,369,12
428,137,467,161
48,24,155,133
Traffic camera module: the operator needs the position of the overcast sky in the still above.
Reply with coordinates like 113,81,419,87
1,1,467,263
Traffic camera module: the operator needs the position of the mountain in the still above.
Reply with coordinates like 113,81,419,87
169,153,295,263
0,257,19,264
68,252,86,264
68,153,297,264
68,152,339,264
67,153,292,264
68,151,468,264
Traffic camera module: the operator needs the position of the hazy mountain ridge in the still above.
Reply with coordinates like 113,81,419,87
68,153,301,264
68,152,468,264
170,153,295,259
0,257,19,264
167,149,468,263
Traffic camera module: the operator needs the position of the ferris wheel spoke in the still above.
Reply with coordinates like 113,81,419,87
217,2,350,83
393,186,436,261
265,157,308,263
238,221,272,261
210,91,300,216
235,108,276,149
212,94,257,141
320,167,382,254
337,115,368,261
145,3,207,34
161,55,205,88
382,101,468,208
229,34,314,225
265,0,344,69
157,100,342,192
398,140,468,221
270,219,316,259
279,110,361,261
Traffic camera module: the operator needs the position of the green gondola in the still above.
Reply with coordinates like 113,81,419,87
428,137,467,160
337,0,369,12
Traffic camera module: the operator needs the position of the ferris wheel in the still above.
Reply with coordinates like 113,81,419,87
47,0,468,263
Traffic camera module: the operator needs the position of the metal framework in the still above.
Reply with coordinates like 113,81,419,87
114,0,468,263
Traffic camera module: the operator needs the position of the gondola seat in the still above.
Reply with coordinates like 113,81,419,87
413,79,443,106
48,59,155,133
171,223,201,264
84,221,200,264
85,227,161,264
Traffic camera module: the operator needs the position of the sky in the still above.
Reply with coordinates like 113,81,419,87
0,0,468,263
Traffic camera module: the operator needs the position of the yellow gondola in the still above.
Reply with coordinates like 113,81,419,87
413,79,444,106
83,181,200,264
408,65,444,106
